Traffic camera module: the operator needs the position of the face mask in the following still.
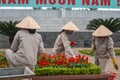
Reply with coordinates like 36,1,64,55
28,29,36,34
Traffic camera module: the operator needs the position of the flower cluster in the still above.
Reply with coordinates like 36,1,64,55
109,72,117,80
37,53,89,68
70,41,77,47
0,53,9,68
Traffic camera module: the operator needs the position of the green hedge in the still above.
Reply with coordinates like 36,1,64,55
34,63,102,76
79,50,93,56
115,49,120,55
79,49,120,56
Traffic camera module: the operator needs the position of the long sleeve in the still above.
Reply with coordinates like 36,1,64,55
38,35,45,54
10,32,19,52
91,37,96,50
61,34,74,55
107,37,115,58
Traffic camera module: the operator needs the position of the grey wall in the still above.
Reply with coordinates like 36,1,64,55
40,32,120,48
1,32,120,48
0,10,120,32
0,9,120,48
0,34,9,48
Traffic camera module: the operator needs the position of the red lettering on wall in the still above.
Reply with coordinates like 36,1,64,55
8,0,16,4
82,0,90,5
101,0,110,6
18,0,29,4
92,0,98,5
59,0,65,4
68,0,75,5
36,0,47,4
118,0,120,6
1,0,6,4
49,0,56,4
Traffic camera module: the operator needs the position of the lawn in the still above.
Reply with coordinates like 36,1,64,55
79,49,120,56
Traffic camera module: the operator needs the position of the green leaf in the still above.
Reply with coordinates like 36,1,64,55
0,20,21,45
86,18,120,32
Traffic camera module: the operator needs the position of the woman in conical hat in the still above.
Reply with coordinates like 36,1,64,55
53,21,79,58
91,25,118,71
5,16,45,71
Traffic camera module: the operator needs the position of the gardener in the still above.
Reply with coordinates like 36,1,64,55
53,21,79,58
5,16,45,71
91,25,118,71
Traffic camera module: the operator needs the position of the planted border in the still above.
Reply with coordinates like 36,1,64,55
35,53,102,76
35,63,102,76
79,49,120,56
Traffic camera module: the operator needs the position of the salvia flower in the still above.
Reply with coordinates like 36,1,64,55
109,72,117,80
70,41,77,47
37,53,89,68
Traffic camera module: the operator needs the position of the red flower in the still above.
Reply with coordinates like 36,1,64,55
56,53,61,58
38,60,45,67
76,54,81,59
69,57,75,63
38,60,50,67
70,41,77,47
75,54,81,63
37,53,90,68
41,53,47,58
109,72,117,80
81,55,85,59
85,57,89,63
54,60,58,66
61,58,67,64
48,54,52,60
62,53,66,58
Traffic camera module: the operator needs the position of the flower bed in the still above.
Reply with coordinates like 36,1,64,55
0,51,8,68
0,51,111,80
35,53,102,76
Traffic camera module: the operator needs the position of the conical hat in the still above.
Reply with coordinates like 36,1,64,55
16,16,41,29
92,25,113,37
62,21,79,31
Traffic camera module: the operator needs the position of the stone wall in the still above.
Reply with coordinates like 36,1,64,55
0,10,120,32
0,10,120,48
1,32,120,48
40,32,120,48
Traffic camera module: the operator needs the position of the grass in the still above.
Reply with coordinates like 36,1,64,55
115,49,120,55
79,49,120,56
79,50,93,56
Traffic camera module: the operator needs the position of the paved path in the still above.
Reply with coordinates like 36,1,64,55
45,48,120,80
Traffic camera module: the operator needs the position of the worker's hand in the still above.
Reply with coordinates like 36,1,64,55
37,52,47,59
112,58,119,70
72,54,76,58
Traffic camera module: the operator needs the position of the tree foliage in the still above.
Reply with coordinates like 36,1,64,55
0,21,20,45
86,18,120,32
